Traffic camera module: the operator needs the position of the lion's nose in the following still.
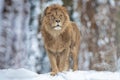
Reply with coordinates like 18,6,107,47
56,20,60,23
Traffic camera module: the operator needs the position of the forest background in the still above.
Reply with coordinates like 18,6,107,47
0,0,120,74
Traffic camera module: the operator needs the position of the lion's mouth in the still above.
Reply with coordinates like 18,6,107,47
54,25,62,30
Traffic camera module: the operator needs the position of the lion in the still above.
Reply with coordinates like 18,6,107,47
40,4,80,76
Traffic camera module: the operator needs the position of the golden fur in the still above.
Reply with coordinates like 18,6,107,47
41,4,80,76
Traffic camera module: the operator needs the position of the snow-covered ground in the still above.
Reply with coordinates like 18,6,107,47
0,68,120,80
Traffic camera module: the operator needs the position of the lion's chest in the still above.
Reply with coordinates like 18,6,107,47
44,31,71,53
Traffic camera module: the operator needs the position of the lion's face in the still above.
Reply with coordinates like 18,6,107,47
47,9,65,30
43,4,69,31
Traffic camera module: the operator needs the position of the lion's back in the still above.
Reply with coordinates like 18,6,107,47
70,22,80,51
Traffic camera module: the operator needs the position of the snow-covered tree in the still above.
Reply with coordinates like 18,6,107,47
0,0,30,68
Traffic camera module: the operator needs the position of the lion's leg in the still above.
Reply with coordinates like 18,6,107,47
71,47,78,71
59,48,70,72
56,55,60,70
58,53,64,72
47,50,59,76
64,48,70,71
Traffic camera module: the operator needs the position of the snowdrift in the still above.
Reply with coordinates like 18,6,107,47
0,68,120,80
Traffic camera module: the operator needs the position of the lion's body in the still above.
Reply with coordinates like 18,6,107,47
41,4,80,75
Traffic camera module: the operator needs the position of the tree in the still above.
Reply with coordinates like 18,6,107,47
115,0,120,71
0,0,30,68
74,0,117,71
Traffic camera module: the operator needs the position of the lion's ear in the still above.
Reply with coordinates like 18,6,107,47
44,7,50,16
62,6,68,14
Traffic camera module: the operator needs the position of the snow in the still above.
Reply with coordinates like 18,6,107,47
0,68,120,80
0,68,39,80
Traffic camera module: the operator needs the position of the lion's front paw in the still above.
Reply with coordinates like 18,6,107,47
73,65,78,71
50,71,58,76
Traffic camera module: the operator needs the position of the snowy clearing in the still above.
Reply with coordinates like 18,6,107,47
0,68,120,80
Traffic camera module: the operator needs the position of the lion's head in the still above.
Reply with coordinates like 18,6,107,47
42,4,70,32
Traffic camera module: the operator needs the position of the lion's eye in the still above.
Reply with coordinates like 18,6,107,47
60,15,62,17
51,16,55,20
59,15,62,19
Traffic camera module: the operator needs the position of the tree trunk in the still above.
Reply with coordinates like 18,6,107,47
0,0,30,68
76,0,117,71
115,5,120,71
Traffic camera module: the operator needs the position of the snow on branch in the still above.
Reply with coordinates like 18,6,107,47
0,68,120,80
